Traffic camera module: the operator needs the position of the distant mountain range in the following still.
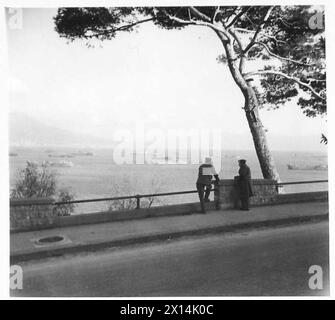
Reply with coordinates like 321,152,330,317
9,112,325,152
9,112,114,148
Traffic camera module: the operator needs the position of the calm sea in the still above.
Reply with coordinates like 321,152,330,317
9,147,328,214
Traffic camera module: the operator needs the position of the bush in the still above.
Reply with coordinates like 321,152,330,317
11,161,56,198
53,188,76,216
11,161,76,216
107,176,138,211
107,175,164,211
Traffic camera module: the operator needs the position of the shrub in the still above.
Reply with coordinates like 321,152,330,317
53,188,76,216
11,161,76,216
107,175,163,211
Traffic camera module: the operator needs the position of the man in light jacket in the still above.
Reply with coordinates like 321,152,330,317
196,157,220,214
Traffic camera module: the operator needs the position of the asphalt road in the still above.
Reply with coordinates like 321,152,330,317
11,221,329,297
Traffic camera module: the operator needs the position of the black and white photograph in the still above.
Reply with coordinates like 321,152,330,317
2,1,333,301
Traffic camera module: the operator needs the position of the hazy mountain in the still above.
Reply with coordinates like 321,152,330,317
9,112,325,152
9,112,114,148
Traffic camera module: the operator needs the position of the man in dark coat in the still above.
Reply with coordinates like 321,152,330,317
236,159,253,211
196,157,220,213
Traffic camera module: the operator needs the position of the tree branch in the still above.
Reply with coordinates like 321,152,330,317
254,41,314,66
212,6,220,23
307,78,326,83
228,28,245,72
244,70,326,101
258,34,287,45
167,13,229,41
243,7,274,53
80,17,155,39
189,7,211,22
234,28,256,34
226,6,250,28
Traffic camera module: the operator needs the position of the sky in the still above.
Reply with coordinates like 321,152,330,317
6,8,327,151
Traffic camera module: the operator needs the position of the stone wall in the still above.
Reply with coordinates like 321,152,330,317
214,179,278,209
10,198,57,232
10,181,327,232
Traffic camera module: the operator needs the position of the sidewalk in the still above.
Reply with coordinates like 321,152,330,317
11,201,328,263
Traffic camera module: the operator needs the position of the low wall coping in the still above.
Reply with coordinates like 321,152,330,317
10,197,55,207
217,179,277,186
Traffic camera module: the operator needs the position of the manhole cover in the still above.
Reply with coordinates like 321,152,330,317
37,236,64,244
31,234,72,248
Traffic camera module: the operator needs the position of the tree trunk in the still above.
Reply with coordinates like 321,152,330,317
242,87,280,180
218,32,280,181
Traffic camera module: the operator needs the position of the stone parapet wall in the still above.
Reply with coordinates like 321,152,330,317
214,179,278,209
10,181,327,232
10,198,56,231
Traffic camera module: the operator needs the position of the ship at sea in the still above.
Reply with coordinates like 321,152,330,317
146,151,188,165
45,160,74,168
48,154,74,158
287,164,328,171
47,151,93,158
70,151,94,156
9,152,18,157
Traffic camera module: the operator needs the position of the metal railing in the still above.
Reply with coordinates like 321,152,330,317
276,179,328,186
275,179,328,192
54,189,203,209
9,189,203,209
10,179,328,210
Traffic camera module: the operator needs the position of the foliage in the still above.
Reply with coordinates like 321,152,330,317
320,134,328,145
11,161,56,198
53,188,76,216
107,175,163,211
11,161,76,216
253,7,326,116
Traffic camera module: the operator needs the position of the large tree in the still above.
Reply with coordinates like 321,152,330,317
54,6,326,180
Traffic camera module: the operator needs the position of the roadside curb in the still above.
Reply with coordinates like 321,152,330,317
10,213,328,264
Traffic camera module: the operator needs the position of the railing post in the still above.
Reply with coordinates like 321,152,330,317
136,195,140,209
